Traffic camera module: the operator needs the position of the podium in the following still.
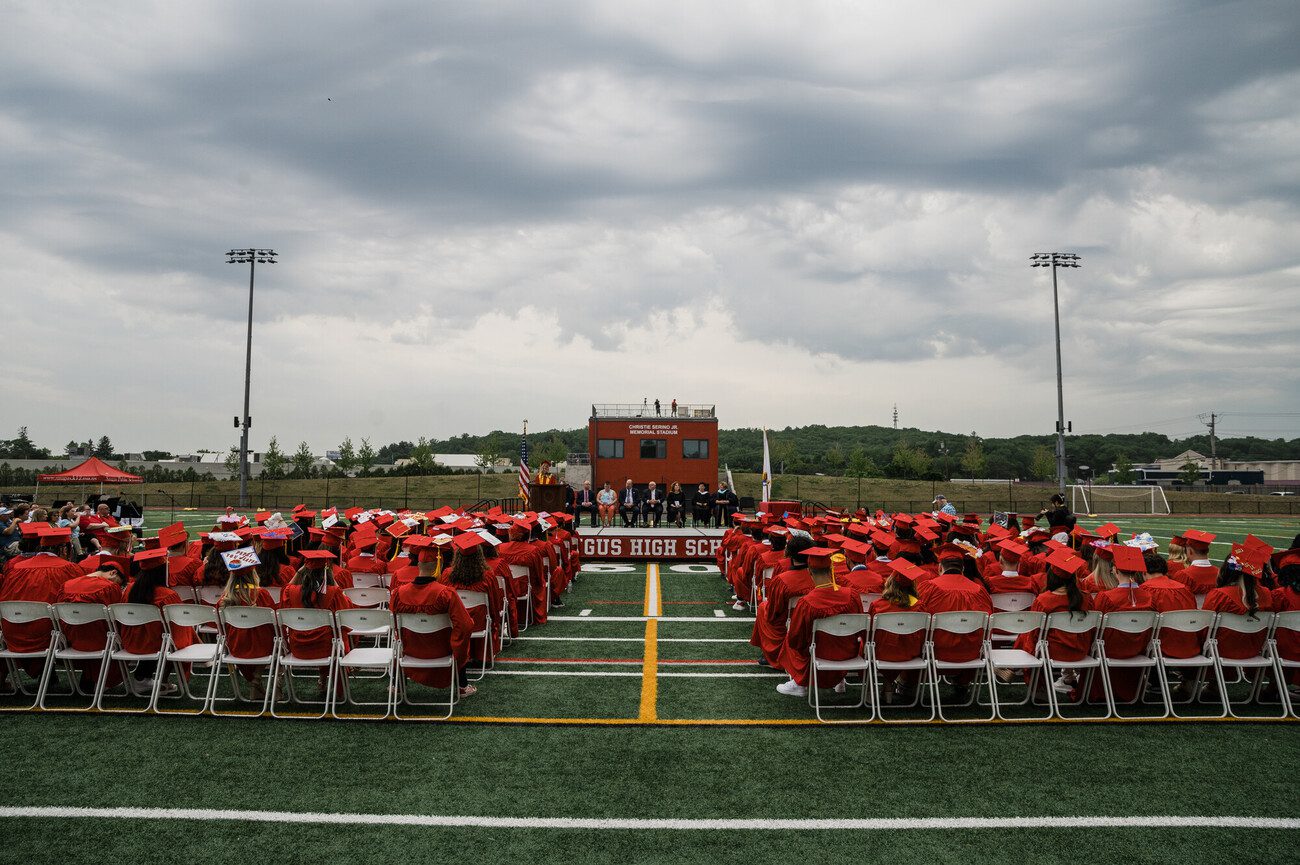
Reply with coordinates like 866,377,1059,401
528,483,568,515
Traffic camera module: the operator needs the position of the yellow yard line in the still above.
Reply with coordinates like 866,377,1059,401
638,564,661,721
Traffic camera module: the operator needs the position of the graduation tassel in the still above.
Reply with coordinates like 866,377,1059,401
433,549,443,581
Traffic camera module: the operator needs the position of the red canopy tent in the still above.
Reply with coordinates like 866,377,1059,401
37,456,144,495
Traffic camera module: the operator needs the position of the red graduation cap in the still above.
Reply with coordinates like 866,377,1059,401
1182,529,1216,548
452,532,488,553
19,522,51,538
1095,523,1121,540
38,527,72,546
801,547,838,569
886,559,927,583
997,539,1029,560
1230,542,1267,578
934,543,968,563
133,548,169,570
1110,545,1147,574
300,549,336,568
1047,548,1087,576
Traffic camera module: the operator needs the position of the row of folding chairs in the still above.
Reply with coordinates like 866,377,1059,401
0,601,485,720
805,609,1300,723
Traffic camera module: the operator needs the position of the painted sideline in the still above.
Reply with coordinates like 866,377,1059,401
0,806,1296,831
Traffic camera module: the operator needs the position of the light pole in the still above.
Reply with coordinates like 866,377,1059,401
1030,252,1080,495
226,248,277,508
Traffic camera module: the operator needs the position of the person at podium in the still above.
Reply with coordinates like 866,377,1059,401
713,481,739,527
643,481,664,527
574,481,598,527
536,460,558,484
619,479,641,527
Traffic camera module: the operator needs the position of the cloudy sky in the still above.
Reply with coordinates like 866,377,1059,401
4,1,1298,454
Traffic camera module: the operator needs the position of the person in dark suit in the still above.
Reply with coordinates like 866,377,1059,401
574,481,598,527
643,481,664,527
713,482,739,527
691,483,712,526
619,479,641,527
666,482,686,528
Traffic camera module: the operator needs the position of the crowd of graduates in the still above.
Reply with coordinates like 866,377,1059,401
717,505,1300,703
0,502,581,703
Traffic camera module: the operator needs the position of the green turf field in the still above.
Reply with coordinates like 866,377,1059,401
4,514,1296,862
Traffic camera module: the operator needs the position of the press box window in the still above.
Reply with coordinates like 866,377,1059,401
640,439,667,459
597,439,624,459
683,439,710,459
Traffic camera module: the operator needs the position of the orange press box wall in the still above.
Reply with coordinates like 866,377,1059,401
587,417,719,491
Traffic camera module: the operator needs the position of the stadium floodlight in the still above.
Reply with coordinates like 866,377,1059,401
226,248,277,508
1030,252,1082,494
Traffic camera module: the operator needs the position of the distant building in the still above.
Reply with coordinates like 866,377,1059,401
1132,449,1300,486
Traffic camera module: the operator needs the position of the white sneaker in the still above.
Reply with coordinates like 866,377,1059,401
776,679,808,697
156,682,179,697
1052,675,1073,694
731,601,746,611
833,680,847,694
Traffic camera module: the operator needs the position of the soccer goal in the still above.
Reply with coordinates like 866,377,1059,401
1070,485,1171,516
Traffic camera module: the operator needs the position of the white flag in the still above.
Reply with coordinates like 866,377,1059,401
761,428,773,504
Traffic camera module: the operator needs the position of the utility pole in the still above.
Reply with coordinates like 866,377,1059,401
1204,412,1218,472
1031,252,1081,494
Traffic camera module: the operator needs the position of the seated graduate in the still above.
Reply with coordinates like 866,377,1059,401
776,546,865,697
390,544,476,699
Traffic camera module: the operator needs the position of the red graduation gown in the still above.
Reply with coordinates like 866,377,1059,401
279,584,352,659
1202,586,1272,659
1174,563,1219,595
1142,576,1201,658
1013,591,1094,661
390,579,473,687
779,585,865,687
917,573,993,662
220,588,278,661
0,553,79,657
869,597,925,662
750,567,813,665
119,584,193,654
497,541,547,625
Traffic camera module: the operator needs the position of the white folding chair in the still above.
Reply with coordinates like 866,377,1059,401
270,607,338,719
351,572,385,589
457,590,493,681
752,566,775,608
991,592,1036,612
808,613,871,722
0,601,59,711
858,593,882,609
985,611,1050,720
170,585,198,603
197,586,224,606
41,603,115,711
1195,593,1208,609
1098,611,1162,719
394,612,457,720
1153,609,1220,719
1042,610,1104,720
212,606,280,717
156,604,222,715
1212,612,1283,719
508,564,532,631
495,575,513,647
333,608,397,720
1268,611,1300,719
99,603,169,713
344,587,388,609
870,611,935,723
264,586,283,605
928,611,993,722
540,557,554,611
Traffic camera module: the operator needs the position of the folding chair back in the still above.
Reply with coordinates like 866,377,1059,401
277,607,337,635
871,611,930,639
1215,611,1274,641
0,600,55,629
107,602,164,631
170,586,198,603
351,572,385,589
264,586,283,605
52,602,112,641
988,610,1046,639
859,593,881,608
991,592,1035,612
397,612,452,636
163,603,219,632
219,605,277,634
930,611,989,640
337,608,394,634
1044,610,1101,640
1156,609,1216,648
508,565,530,583
1274,610,1300,662
1100,610,1158,639
812,613,870,638
197,586,224,606
344,587,387,609
457,591,489,614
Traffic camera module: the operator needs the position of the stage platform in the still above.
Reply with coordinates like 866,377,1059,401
574,525,725,560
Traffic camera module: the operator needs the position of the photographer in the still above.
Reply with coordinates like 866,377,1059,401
1038,493,1076,534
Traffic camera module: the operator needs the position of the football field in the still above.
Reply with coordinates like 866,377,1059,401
3,513,1296,862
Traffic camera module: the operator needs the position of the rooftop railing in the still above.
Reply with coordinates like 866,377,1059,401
591,403,716,419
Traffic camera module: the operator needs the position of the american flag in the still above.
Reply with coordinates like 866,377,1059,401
518,432,530,505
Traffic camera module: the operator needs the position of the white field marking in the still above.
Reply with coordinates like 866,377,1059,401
647,563,661,616
546,615,755,623
658,672,787,678
513,636,750,643
667,563,721,573
580,564,637,573
713,609,726,618
484,670,643,678
2,807,1297,831
497,659,644,666
578,609,593,617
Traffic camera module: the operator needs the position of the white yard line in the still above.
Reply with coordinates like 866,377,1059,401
3,806,1295,831
512,636,750,643
546,615,755,623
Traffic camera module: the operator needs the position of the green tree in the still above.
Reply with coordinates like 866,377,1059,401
475,445,504,472
141,450,173,461
409,437,436,472
64,440,80,457
1113,453,1136,485
539,436,568,465
960,439,987,478
1178,459,1203,485
261,436,288,479
336,437,356,475
889,443,932,479
223,446,240,477
290,441,315,478
94,436,114,459
824,443,845,474
1030,446,1056,481
358,437,377,476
